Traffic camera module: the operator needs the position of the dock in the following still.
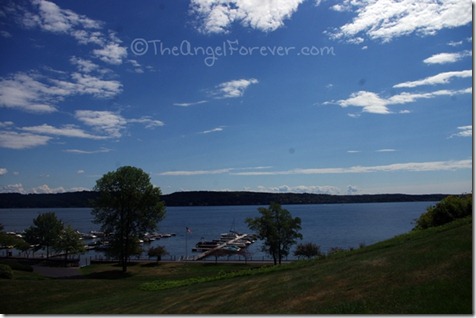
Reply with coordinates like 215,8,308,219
195,234,249,261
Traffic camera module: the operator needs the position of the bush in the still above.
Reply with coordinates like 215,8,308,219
0,264,13,279
414,194,472,230
294,242,323,259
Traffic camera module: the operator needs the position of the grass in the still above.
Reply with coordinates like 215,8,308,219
0,216,472,314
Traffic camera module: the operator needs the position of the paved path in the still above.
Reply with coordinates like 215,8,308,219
32,265,82,278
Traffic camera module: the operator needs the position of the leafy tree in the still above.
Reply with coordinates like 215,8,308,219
53,225,85,266
246,202,302,265
92,166,166,272
148,246,168,263
294,242,323,259
413,194,472,230
24,212,64,258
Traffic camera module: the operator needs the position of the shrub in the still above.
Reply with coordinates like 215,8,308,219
294,242,323,259
0,264,13,279
414,194,472,230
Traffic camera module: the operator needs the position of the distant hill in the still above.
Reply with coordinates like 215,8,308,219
0,191,448,208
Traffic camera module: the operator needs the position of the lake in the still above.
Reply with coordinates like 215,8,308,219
0,201,436,263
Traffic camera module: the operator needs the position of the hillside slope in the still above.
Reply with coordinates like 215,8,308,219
146,217,473,314
0,217,471,314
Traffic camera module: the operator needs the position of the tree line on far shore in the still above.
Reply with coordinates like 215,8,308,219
0,190,449,209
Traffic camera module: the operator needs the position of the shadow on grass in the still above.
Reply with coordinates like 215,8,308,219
68,270,134,280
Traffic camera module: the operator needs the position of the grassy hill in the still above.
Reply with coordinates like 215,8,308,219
0,216,472,314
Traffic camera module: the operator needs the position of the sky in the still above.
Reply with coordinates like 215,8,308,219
0,0,472,195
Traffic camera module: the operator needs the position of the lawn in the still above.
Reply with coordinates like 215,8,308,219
0,216,472,314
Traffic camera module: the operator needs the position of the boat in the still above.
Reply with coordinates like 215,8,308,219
222,245,241,252
195,240,220,249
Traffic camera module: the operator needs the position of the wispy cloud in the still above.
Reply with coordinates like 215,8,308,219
190,0,305,34
159,168,233,176
63,147,112,154
128,116,165,129
159,166,272,176
173,100,208,107
254,184,342,195
0,71,122,113
327,0,471,43
449,125,472,138
213,78,258,98
376,149,396,152
326,87,472,114
19,0,127,65
393,70,472,88
231,160,471,176
200,127,224,134
0,131,52,149
21,124,109,140
75,110,127,139
159,160,470,177
423,50,471,64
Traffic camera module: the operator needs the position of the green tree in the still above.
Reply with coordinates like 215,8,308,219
24,212,64,258
246,202,302,265
414,194,472,230
294,242,323,259
53,225,85,266
148,246,168,263
92,166,166,272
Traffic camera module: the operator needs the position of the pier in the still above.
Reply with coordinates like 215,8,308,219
195,234,250,261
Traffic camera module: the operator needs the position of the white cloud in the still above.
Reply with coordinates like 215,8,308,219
376,149,396,152
393,70,472,88
173,100,208,107
447,40,463,47
0,183,25,194
63,147,112,154
31,184,65,194
0,72,58,113
128,117,165,129
346,185,358,195
0,30,12,38
75,110,126,139
201,127,224,134
255,184,342,195
19,0,127,65
0,168,7,176
75,111,165,138
231,159,472,175
327,87,472,114
21,124,109,140
159,168,233,176
328,0,472,43
0,71,122,113
190,0,305,34
423,51,471,64
331,90,390,114
0,131,52,149
23,0,102,33
449,125,472,138
93,42,127,65
70,56,99,73
214,78,258,98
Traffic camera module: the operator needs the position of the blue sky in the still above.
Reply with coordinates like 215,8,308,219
0,0,472,195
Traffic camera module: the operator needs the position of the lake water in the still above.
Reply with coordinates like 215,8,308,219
0,202,436,263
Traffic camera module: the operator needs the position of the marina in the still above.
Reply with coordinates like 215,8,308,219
192,231,257,260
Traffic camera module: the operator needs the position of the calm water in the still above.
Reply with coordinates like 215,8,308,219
0,202,436,262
